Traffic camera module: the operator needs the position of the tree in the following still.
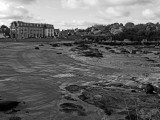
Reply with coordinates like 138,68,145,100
125,22,135,29
0,25,10,37
1,25,8,29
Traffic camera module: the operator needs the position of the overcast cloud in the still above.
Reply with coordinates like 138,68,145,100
0,0,160,29
5,0,37,4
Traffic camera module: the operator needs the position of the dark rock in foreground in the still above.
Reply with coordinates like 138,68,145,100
0,101,20,112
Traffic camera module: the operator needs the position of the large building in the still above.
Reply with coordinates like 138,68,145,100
10,21,54,39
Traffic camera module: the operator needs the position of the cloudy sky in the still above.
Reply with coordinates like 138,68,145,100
0,0,160,29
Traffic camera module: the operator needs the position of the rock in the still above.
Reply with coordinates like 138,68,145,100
0,101,20,112
35,47,39,50
94,44,97,47
63,95,77,101
51,43,60,47
93,95,102,101
62,43,73,46
56,52,62,54
65,85,83,93
131,90,137,93
59,103,86,116
145,84,155,94
60,103,84,111
82,49,103,58
131,50,137,54
78,90,113,115
78,94,88,101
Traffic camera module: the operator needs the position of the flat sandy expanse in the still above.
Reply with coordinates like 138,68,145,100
0,42,160,120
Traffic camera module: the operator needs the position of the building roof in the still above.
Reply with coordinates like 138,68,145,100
11,21,54,28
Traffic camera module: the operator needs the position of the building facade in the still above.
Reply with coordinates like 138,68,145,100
10,21,54,39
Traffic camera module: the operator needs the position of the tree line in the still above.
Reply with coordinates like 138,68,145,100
83,22,160,42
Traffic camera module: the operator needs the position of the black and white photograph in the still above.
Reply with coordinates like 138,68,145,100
0,0,160,120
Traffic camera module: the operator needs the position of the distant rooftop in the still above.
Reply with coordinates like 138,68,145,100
11,21,54,28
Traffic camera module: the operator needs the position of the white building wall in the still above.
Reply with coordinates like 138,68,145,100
45,29,48,37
